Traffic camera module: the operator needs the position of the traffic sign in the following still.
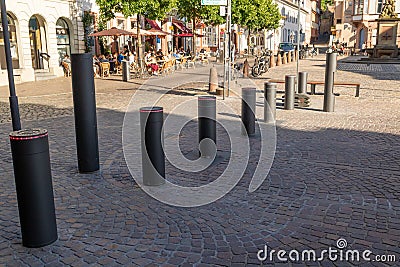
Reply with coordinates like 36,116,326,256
201,0,227,5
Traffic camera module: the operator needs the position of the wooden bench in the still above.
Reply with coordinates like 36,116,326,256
267,79,360,97
308,81,360,97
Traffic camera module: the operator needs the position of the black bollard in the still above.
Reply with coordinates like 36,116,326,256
284,75,295,110
122,60,130,82
140,107,165,186
323,52,337,112
71,53,99,173
198,96,216,157
298,72,308,94
10,129,57,248
264,82,277,123
241,87,256,136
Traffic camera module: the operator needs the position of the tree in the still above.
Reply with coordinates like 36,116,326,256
177,0,224,54
231,0,280,50
96,0,175,63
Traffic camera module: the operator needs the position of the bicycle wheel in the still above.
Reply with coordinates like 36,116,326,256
252,66,259,77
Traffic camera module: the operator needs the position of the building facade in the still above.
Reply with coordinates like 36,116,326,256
351,0,400,49
333,0,357,47
0,0,97,86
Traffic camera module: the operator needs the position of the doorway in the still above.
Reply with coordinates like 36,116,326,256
359,28,365,49
29,15,47,69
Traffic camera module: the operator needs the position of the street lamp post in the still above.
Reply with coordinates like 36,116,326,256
1,0,21,130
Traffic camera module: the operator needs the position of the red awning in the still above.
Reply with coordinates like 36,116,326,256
172,21,192,34
146,18,162,31
174,33,204,37
148,28,169,36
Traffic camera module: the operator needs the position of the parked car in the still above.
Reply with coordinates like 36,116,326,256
278,42,295,55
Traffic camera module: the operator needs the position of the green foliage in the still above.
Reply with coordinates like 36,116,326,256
321,0,333,11
82,12,94,53
177,0,224,25
232,0,280,30
96,0,176,20
176,0,280,30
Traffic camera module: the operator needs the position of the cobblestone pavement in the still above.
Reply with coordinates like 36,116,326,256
0,55,399,266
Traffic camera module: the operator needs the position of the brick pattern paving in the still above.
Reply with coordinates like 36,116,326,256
0,56,399,266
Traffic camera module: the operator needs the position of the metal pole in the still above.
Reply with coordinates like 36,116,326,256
71,53,100,173
284,75,295,110
296,0,301,93
122,60,130,82
298,71,308,94
264,82,277,123
10,129,57,247
241,87,256,136
227,0,232,97
323,52,336,112
140,107,165,186
1,0,21,130
198,96,216,158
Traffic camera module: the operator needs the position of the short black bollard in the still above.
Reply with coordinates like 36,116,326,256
71,53,100,173
140,107,165,186
323,52,337,112
198,96,216,157
298,72,308,94
122,60,130,82
264,82,277,123
10,129,57,248
241,87,256,136
284,75,295,110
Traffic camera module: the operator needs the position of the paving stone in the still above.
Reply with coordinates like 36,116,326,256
0,57,399,266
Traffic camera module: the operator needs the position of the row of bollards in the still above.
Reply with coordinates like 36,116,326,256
139,89,265,186
9,53,100,248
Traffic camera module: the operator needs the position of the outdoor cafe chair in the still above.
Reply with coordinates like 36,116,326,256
100,62,110,78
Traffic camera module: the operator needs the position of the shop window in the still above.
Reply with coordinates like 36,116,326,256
56,18,70,62
0,13,19,69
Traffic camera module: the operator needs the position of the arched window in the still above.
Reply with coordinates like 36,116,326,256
0,13,19,69
56,18,71,62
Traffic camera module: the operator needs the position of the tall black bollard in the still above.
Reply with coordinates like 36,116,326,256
198,96,216,157
71,53,99,173
122,60,130,82
284,75,295,110
264,82,277,123
10,129,57,247
298,72,308,94
241,87,256,136
140,107,165,186
323,52,337,112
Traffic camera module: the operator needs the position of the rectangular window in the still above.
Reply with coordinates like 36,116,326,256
377,0,383,13
337,19,342,24
202,27,217,47
117,19,124,29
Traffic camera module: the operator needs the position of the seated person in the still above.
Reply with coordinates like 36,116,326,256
98,54,109,63
145,52,159,75
92,55,100,77
117,52,124,63
61,54,71,67
61,54,71,75
172,49,181,62
156,49,164,60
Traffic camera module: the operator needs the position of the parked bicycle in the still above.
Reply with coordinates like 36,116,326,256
251,50,271,77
